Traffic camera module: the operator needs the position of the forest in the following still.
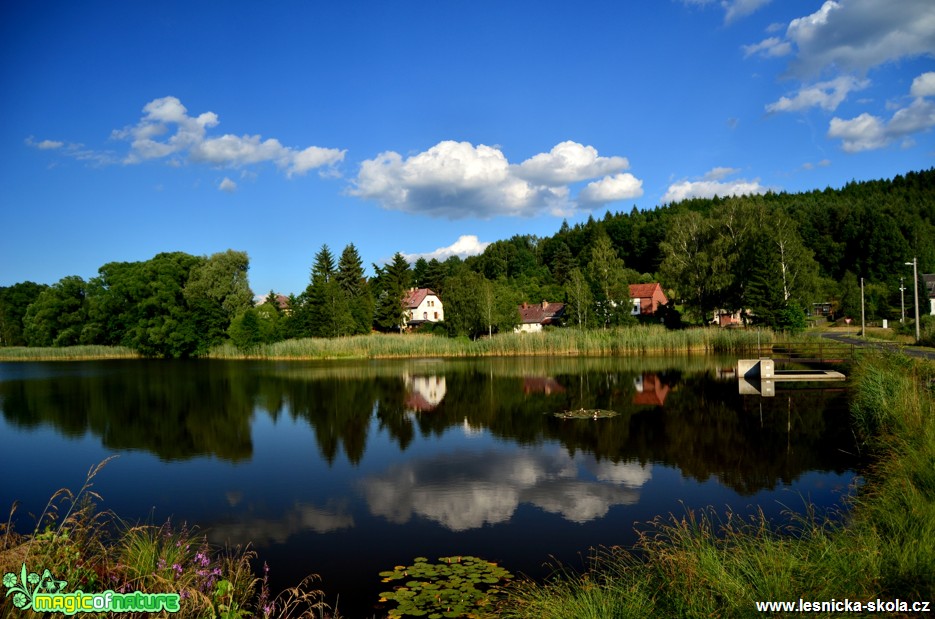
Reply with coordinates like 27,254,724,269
1,168,933,357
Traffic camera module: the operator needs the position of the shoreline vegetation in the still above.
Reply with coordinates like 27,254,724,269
0,326,809,362
2,348,932,617
499,350,935,617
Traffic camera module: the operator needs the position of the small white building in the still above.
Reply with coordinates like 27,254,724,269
403,288,444,327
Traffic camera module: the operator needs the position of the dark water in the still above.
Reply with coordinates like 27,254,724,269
0,357,859,617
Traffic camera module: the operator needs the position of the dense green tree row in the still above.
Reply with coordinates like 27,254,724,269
2,169,932,351
2,250,253,357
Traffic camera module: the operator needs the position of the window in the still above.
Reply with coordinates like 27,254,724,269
434,312,438,319
423,312,428,319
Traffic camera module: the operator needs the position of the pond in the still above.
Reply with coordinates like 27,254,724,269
0,357,859,617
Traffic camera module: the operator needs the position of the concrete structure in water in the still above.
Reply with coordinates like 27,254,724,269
737,358,845,397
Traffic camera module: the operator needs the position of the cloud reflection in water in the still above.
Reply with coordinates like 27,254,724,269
360,449,652,531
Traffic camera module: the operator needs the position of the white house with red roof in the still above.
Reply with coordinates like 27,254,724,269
403,288,444,327
628,283,667,316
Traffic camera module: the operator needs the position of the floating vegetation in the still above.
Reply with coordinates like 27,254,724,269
377,555,513,618
553,408,620,420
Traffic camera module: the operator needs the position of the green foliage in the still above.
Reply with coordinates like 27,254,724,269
378,556,513,618
22,276,89,347
373,252,413,332
443,272,519,338
337,243,374,335
0,281,47,346
564,268,593,328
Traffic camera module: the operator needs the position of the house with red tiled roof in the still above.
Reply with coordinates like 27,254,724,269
402,288,444,327
628,283,667,316
515,300,565,333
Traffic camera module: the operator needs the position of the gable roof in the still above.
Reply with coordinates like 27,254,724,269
519,301,565,325
629,283,663,299
403,288,437,309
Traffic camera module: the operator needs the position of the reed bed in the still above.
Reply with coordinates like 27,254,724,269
498,350,935,618
210,326,803,360
0,345,139,361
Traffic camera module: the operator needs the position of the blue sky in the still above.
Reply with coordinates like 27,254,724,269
2,0,933,296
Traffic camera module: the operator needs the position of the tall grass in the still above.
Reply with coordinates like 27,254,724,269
0,459,336,619
0,345,139,361
210,326,806,360
500,350,935,617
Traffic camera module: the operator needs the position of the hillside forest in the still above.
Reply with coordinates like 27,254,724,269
1,169,933,357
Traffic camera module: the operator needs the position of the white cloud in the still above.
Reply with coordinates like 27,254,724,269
108,96,345,177
801,159,832,170
724,0,772,24
578,173,644,205
766,76,870,113
828,78,935,152
402,235,491,263
703,166,741,181
350,140,639,219
785,0,935,77
742,37,792,59
662,169,769,203
680,0,771,23
37,139,64,150
514,141,630,185
218,177,237,193
911,71,935,98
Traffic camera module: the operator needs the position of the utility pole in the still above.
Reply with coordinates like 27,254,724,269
900,277,906,323
905,258,920,342
860,277,867,337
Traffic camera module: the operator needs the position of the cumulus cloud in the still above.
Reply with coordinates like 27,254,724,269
514,141,630,185
350,140,639,219
662,168,769,203
107,96,345,177
911,72,935,98
218,177,237,193
766,76,870,113
829,98,935,151
828,73,935,151
578,173,644,205
785,0,935,77
402,235,491,263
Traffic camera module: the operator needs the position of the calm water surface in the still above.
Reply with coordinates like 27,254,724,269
0,357,859,617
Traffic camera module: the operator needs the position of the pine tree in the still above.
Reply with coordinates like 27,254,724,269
306,245,352,337
336,243,374,335
373,252,412,332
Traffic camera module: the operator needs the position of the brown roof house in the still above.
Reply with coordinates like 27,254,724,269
515,301,566,333
628,283,668,316
402,288,444,327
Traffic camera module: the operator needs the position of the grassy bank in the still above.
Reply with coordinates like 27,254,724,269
0,459,333,619
499,350,935,618
0,345,139,361
210,326,805,360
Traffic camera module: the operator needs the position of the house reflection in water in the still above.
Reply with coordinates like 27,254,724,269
403,374,447,412
522,377,566,396
633,373,671,406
